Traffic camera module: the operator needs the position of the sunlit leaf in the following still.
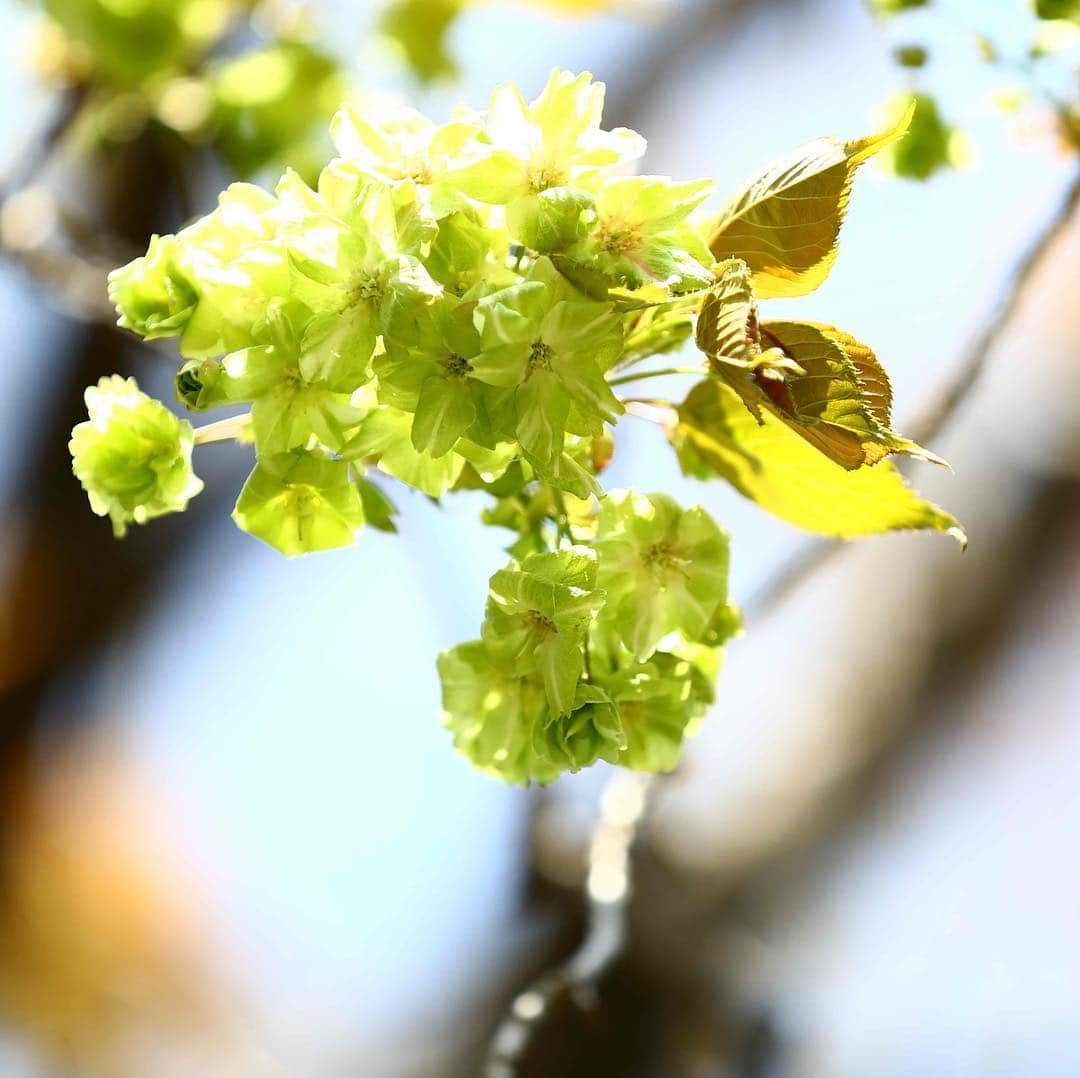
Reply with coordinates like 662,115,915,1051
706,105,913,298
693,259,801,377
672,380,965,542
746,320,947,469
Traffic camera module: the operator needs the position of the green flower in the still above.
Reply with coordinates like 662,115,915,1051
595,652,713,773
482,547,604,715
232,449,364,556
531,683,625,774
284,179,442,376
327,99,485,217
342,403,465,497
438,640,559,786
439,641,624,784
70,376,203,537
566,176,716,292
450,69,645,249
108,234,197,341
472,257,623,477
373,296,490,457
594,491,730,660
180,299,369,455
109,182,291,358
424,207,511,295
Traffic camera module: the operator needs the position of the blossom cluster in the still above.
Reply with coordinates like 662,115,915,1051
70,69,958,782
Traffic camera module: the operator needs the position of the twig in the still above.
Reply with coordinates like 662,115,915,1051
483,772,652,1078
193,413,253,446
607,366,707,388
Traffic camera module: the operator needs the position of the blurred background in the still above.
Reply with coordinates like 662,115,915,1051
0,0,1078,1074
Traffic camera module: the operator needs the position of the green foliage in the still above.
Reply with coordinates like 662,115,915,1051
43,0,239,88
232,450,364,556
380,0,463,83
208,41,346,183
872,0,1079,170
76,69,964,783
40,0,345,181
1034,0,1080,23
672,380,964,542
882,93,957,181
893,44,928,68
866,0,929,13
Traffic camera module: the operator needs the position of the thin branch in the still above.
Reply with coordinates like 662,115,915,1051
193,413,253,446
607,366,707,388
484,772,652,1078
0,84,88,204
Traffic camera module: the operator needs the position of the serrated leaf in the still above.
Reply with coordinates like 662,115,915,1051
706,105,914,298
744,320,946,469
693,259,802,378
672,380,965,543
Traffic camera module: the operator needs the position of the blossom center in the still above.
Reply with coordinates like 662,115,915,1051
643,539,679,570
444,352,473,378
352,272,384,304
527,340,553,376
595,216,641,256
527,161,568,193
524,609,557,635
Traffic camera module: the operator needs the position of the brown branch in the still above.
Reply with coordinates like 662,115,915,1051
0,89,140,328
483,773,652,1077
0,85,88,204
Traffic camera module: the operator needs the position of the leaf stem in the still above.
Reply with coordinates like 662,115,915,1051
551,486,575,545
607,366,708,388
192,413,252,446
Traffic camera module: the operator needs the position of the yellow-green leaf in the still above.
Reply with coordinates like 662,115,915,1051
748,320,946,469
671,379,964,543
694,258,803,376
705,105,914,298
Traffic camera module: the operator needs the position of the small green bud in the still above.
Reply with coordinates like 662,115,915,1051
893,44,929,68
